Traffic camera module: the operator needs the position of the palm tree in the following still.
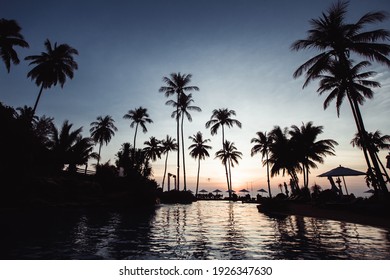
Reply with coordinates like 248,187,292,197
161,135,177,191
167,93,201,191
289,122,338,188
205,108,242,194
351,130,390,182
0,18,29,72
251,131,273,198
49,120,94,172
123,106,153,151
159,72,199,190
189,132,211,197
316,59,384,191
89,115,117,166
143,136,161,162
291,0,390,192
268,126,301,193
215,141,242,196
25,39,78,116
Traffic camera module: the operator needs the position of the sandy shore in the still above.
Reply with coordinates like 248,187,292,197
260,202,390,229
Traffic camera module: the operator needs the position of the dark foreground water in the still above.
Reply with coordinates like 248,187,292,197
1,201,389,259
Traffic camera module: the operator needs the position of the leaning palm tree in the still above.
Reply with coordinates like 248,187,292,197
316,59,385,191
167,93,201,191
25,39,78,116
0,18,29,73
351,130,390,182
289,122,338,188
123,106,153,151
205,108,242,193
159,73,199,191
143,136,161,162
215,141,242,197
189,132,212,197
291,0,390,191
160,135,177,191
89,115,117,166
251,131,273,198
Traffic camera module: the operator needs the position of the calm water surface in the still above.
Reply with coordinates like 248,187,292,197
1,201,389,259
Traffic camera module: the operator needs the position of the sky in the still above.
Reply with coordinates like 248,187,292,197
1,0,390,197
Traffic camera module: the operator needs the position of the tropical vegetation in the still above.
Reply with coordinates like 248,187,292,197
291,0,390,193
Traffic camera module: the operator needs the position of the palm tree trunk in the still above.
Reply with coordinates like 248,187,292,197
266,152,272,198
196,158,200,197
32,84,44,117
346,92,377,191
375,153,390,183
162,152,169,191
352,98,387,193
222,126,231,198
228,158,233,192
133,123,139,151
181,113,187,191
176,94,180,191
97,142,102,166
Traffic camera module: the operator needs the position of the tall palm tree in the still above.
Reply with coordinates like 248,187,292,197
161,135,177,191
251,131,273,198
89,115,117,166
159,72,199,191
291,0,390,192
351,130,390,182
189,132,211,197
316,59,384,191
143,136,161,162
167,93,201,190
215,141,242,196
289,122,338,188
205,108,242,195
25,39,78,116
0,18,29,72
123,106,153,151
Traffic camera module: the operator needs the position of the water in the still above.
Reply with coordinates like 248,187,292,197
1,201,389,259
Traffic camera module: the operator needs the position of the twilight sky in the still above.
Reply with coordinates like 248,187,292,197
2,0,389,197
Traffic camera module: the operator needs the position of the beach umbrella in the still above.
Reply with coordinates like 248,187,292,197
257,188,268,193
212,189,222,193
199,189,208,193
239,189,249,193
318,165,366,195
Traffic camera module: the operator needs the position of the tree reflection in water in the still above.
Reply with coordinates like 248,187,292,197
1,201,389,259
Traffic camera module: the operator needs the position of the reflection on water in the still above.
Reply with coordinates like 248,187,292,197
1,201,389,259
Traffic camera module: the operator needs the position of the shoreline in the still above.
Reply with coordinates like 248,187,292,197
258,202,390,229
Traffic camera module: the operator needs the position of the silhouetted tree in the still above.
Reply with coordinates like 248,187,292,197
0,18,29,72
268,126,301,192
49,120,94,172
159,73,199,190
316,59,383,191
215,141,242,195
25,39,78,116
291,0,390,192
167,93,201,191
90,115,117,166
161,135,177,191
251,131,273,198
189,131,211,197
143,136,161,162
206,108,241,197
351,130,390,183
289,122,338,188
123,106,153,152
